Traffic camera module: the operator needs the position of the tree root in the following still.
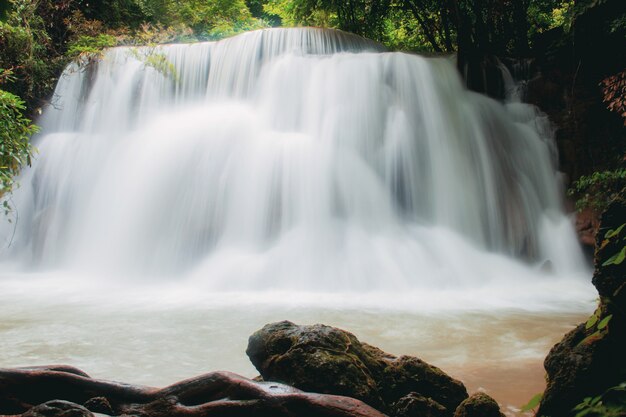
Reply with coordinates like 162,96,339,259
0,365,388,417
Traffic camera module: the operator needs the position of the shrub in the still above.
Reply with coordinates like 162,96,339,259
66,34,118,60
568,169,626,212
0,80,37,215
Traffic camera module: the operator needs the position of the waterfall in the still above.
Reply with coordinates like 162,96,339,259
0,28,587,291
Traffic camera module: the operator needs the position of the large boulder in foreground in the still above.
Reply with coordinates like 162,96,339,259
538,195,626,417
246,321,468,416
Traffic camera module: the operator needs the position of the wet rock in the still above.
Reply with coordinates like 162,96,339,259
22,400,93,417
82,397,113,415
453,393,505,417
538,195,626,417
592,196,626,303
461,54,507,100
1,366,387,417
538,323,600,416
391,393,447,417
575,208,600,248
246,321,468,416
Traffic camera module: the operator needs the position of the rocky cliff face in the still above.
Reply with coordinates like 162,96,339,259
527,1,625,184
538,194,626,417
462,1,626,250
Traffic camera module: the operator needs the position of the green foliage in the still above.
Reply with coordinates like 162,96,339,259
174,0,253,29
66,34,118,61
0,82,37,213
380,7,435,53
581,306,612,345
597,314,613,330
605,223,626,239
610,15,626,34
128,47,178,82
133,0,171,24
527,0,574,36
262,0,400,45
603,244,625,267
572,382,626,417
264,0,338,28
0,0,58,112
568,169,626,212
75,0,266,34
76,0,148,29
258,0,594,54
132,0,268,38
600,220,626,270
205,17,268,40
73,0,268,42
520,392,543,412
247,0,281,25
585,307,602,329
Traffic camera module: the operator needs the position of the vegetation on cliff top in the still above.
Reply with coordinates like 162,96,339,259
0,71,36,212
0,0,625,208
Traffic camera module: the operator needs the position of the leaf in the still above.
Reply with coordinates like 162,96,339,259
605,223,626,239
602,246,626,266
520,393,543,412
586,313,599,329
579,331,603,346
573,397,592,411
597,315,613,330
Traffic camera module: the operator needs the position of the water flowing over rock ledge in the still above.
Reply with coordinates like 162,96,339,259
1,28,587,287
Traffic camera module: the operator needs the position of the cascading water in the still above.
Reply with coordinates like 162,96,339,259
0,28,596,410
1,27,586,294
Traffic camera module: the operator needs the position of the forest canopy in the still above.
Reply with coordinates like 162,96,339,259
1,0,625,203
1,0,622,113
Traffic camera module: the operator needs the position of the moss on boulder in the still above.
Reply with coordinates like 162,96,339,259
246,321,468,416
453,393,505,417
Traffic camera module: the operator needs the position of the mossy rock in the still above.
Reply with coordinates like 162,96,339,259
391,392,447,417
453,393,504,417
538,196,626,417
247,321,468,416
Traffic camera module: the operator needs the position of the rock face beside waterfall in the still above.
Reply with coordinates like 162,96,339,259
538,194,626,416
246,321,468,416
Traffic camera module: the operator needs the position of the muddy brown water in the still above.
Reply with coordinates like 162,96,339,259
0,283,589,416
